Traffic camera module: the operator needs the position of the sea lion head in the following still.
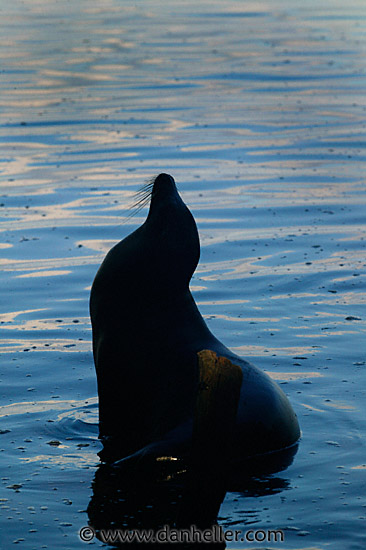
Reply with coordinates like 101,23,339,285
91,174,200,311
142,173,200,295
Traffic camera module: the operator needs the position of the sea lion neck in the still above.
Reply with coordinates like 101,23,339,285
138,173,200,295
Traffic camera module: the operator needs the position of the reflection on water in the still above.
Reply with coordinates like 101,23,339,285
16,269,72,278
87,442,298,548
0,397,98,418
1,0,366,548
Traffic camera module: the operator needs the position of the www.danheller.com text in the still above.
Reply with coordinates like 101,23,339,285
79,525,285,544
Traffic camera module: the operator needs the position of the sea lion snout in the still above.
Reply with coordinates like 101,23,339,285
148,173,183,213
152,173,176,195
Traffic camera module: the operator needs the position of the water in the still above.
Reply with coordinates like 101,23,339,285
1,0,366,548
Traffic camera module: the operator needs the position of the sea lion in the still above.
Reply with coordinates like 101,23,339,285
89,173,300,466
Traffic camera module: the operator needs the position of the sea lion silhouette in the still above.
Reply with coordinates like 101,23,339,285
90,173,300,467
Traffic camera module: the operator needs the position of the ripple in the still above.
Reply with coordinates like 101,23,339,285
1,0,366,548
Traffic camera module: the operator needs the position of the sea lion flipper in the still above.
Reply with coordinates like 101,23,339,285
177,350,243,527
193,349,243,462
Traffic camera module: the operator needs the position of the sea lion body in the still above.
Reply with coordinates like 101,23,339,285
90,174,300,465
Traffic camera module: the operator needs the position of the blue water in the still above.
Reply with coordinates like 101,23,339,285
1,1,366,548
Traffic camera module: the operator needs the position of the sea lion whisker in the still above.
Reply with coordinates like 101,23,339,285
133,191,151,202
134,185,153,197
137,180,154,191
129,202,149,217
129,194,151,210
123,196,152,222
134,191,153,202
115,178,155,226
123,180,156,221
136,177,155,192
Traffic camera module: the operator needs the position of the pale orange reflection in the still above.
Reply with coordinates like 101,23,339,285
76,239,117,253
271,292,320,300
0,339,90,354
0,308,47,323
197,299,249,305
266,371,323,381
232,344,318,356
74,129,135,143
0,315,89,331
16,270,71,278
301,403,326,413
203,314,281,323
198,248,366,280
325,402,355,411
0,397,98,418
312,292,366,306
0,255,100,272
301,331,359,338
189,285,207,292
19,453,98,468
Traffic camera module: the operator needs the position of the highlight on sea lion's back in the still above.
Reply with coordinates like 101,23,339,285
89,173,300,471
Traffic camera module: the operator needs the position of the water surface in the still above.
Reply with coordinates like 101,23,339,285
1,1,366,548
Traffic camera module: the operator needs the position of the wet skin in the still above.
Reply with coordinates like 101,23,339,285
90,173,300,464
